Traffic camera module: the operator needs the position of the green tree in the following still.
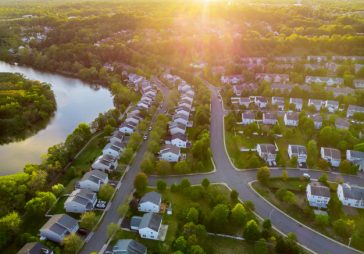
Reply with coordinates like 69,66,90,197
63,233,83,254
186,207,199,224
107,223,119,238
254,238,269,254
315,214,329,227
257,166,270,185
189,245,205,254
339,160,357,174
25,192,56,215
157,180,167,193
80,211,98,231
318,173,328,185
174,160,190,174
333,219,355,238
231,203,247,226
243,220,261,241
51,183,64,197
98,184,115,201
134,172,148,194
327,195,343,220
210,204,230,230
173,236,187,252
201,178,210,190
307,140,318,168
230,189,239,203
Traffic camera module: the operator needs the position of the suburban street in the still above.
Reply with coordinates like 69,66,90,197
81,79,363,254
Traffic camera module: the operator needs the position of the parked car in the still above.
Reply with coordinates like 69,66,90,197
303,173,311,179
143,134,148,140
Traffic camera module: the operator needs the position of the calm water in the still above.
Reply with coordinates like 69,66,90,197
0,62,114,174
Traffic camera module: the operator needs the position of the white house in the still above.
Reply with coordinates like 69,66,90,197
180,95,193,104
64,189,97,214
308,99,324,111
169,122,187,135
242,111,256,125
119,122,136,134
255,73,289,83
138,191,162,213
220,74,245,85
354,79,364,89
289,98,303,111
125,115,141,125
159,144,181,162
262,112,277,125
78,170,109,192
252,96,268,108
272,97,285,111
169,133,188,148
138,213,163,240
337,183,364,209
102,142,125,159
284,112,299,127
324,100,339,113
346,150,364,172
112,239,147,254
92,154,118,172
232,83,258,96
271,83,292,93
309,114,323,129
235,97,251,108
320,147,341,167
305,76,344,86
176,106,190,118
256,144,278,166
347,105,364,118
288,144,307,164
173,114,189,126
335,118,350,130
109,131,125,144
307,56,327,63
40,214,79,243
306,181,331,208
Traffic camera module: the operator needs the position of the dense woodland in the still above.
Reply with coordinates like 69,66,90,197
0,72,56,144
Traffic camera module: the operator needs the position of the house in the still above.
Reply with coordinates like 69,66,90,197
138,191,162,213
284,112,299,127
256,144,278,165
17,242,53,254
176,106,191,117
309,114,323,129
170,133,188,148
288,144,307,164
262,112,277,125
304,63,322,71
64,189,97,213
305,76,344,86
289,98,303,111
112,239,147,254
178,83,192,93
110,131,125,144
178,101,192,110
337,183,364,209
271,97,285,110
308,99,324,111
173,114,189,126
137,101,150,110
320,147,341,167
327,87,354,97
183,89,195,98
131,216,142,231
306,181,331,208
92,154,118,172
138,213,163,240
180,95,193,104
39,214,79,243
159,144,181,162
324,100,339,113
354,79,364,89
346,150,364,172
78,170,109,192
119,122,137,134
102,142,125,159
125,116,141,125
355,64,364,74
241,57,266,65
271,83,292,93
274,56,302,63
252,96,268,108
347,105,364,118
242,111,256,125
238,97,252,108
335,118,350,130
332,56,364,62
169,122,187,135
255,73,289,83
220,75,245,85
307,56,327,63
232,83,258,96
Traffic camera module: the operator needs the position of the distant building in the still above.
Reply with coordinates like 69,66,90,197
289,98,303,111
159,144,181,162
320,147,341,167
347,105,364,118
305,76,344,86
287,144,307,164
354,79,364,89
284,112,299,127
346,150,364,172
262,112,277,125
335,118,350,130
309,114,323,129
256,144,278,165
138,213,163,240
255,73,289,83
308,99,324,111
242,111,256,125
78,170,109,192
306,181,331,208
337,183,364,209
324,100,339,113
271,97,285,111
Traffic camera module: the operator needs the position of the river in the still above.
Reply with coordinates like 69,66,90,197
0,61,114,175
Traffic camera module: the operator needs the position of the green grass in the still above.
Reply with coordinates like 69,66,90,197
252,178,364,252
204,235,256,254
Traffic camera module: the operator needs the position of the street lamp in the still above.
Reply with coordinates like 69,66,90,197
348,237,352,247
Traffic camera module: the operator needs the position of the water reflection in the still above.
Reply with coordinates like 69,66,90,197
0,62,113,174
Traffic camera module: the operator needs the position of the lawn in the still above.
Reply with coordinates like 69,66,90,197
113,184,261,253
252,178,364,252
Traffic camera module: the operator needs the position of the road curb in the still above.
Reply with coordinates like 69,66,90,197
248,180,362,254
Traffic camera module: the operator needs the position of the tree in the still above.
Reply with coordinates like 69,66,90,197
180,178,191,190
230,189,239,202
156,160,172,175
275,236,300,254
333,219,355,238
98,184,115,201
231,203,247,226
173,236,187,252
210,204,230,230
315,214,329,227
244,200,255,211
186,207,199,224
243,220,261,241
339,160,357,174
189,245,206,254
134,172,148,194
318,173,328,185
107,223,119,238
157,180,167,193
51,183,64,197
282,170,288,181
327,195,343,220
63,233,83,254
201,178,210,190
174,160,190,174
257,166,270,185
254,239,269,254
0,211,22,249
25,192,56,215
80,211,98,230
307,140,318,168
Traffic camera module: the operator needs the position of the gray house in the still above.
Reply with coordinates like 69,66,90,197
64,189,97,214
112,239,147,254
39,214,79,243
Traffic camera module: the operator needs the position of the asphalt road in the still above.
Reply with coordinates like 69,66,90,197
80,80,169,254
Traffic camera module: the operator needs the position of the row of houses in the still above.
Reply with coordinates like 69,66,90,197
158,79,195,162
307,182,364,210
256,143,364,170
240,55,364,64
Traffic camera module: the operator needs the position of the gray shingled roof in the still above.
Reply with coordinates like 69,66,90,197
17,242,51,254
139,213,162,232
310,181,330,198
113,239,147,254
322,147,341,160
140,191,161,206
342,184,364,200
289,145,307,155
41,214,78,235
81,170,108,183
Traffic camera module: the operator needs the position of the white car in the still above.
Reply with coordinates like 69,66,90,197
143,134,148,140
303,173,311,179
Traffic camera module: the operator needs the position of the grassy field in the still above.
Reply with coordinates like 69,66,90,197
252,178,364,252
113,184,260,254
